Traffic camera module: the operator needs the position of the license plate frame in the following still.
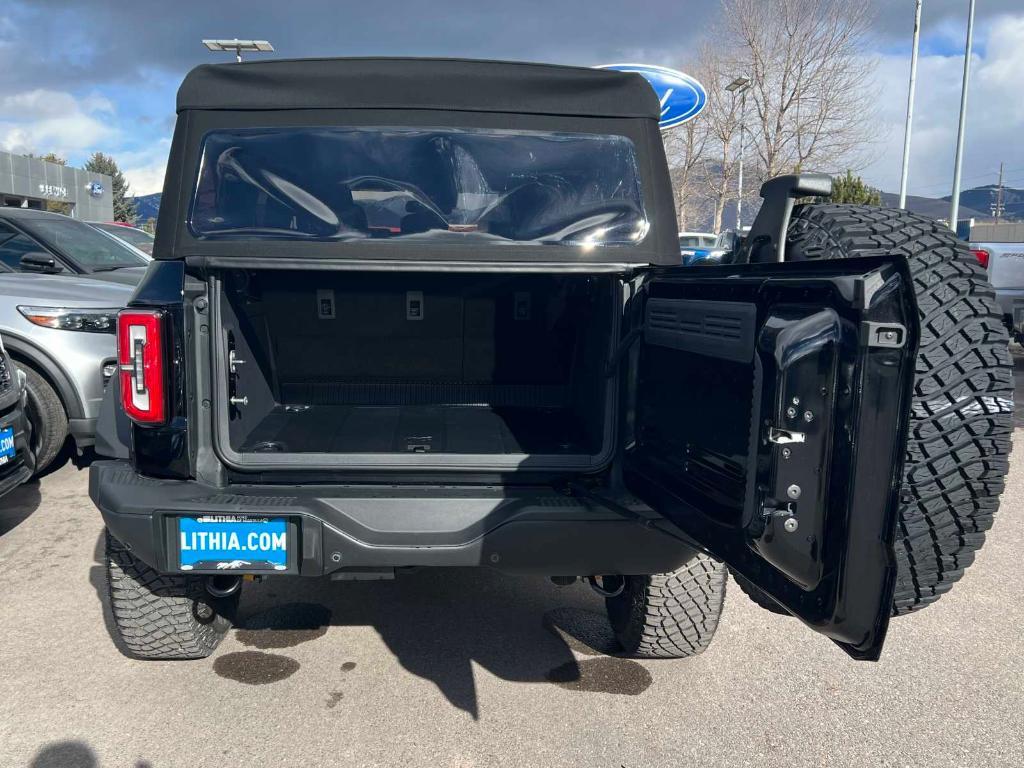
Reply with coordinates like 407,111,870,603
0,426,15,467
172,515,296,573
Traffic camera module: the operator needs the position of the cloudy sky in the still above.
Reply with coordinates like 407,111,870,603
1,0,1021,199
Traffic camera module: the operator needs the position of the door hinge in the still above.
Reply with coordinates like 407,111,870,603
229,349,246,373
227,344,246,408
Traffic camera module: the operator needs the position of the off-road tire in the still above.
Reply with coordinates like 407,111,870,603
752,204,1013,617
605,553,727,658
20,363,68,474
105,529,239,659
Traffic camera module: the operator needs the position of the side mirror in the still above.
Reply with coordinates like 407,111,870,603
19,252,62,274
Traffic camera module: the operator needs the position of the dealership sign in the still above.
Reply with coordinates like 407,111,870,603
596,63,707,129
87,181,104,198
37,183,68,199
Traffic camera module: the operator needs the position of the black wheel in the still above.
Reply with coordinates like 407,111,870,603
779,204,1013,616
604,552,727,658
105,529,239,659
20,363,68,474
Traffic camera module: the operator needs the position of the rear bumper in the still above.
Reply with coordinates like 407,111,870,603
0,463,32,499
0,386,35,498
89,459,694,576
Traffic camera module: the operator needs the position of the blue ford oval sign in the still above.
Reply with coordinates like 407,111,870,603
597,63,707,129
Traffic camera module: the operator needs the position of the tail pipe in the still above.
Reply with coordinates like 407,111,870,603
205,575,242,598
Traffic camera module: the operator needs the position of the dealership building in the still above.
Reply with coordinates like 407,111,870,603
0,149,114,221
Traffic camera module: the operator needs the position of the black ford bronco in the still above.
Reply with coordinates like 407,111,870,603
90,58,1012,661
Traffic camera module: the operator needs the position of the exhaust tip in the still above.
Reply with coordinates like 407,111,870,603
205,575,243,598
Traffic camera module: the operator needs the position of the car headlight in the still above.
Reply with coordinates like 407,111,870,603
17,306,119,334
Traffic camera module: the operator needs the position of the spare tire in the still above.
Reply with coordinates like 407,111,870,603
778,204,1013,616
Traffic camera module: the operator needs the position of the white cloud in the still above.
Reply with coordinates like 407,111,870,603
0,88,117,157
863,14,1024,197
0,81,169,196
120,139,172,197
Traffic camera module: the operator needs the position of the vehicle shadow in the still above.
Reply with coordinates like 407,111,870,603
0,478,41,536
87,532,645,719
36,443,97,480
232,567,641,718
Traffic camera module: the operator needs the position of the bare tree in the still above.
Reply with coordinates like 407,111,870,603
690,44,749,233
663,99,710,230
718,0,878,182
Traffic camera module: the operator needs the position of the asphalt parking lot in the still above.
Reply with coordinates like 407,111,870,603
2,359,1023,768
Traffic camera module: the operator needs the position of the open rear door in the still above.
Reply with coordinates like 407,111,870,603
624,256,917,660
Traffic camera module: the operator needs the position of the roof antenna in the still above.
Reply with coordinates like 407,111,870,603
202,39,274,63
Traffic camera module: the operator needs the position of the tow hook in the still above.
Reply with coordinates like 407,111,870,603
205,575,242,598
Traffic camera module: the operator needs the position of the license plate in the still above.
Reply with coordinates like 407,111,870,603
178,516,289,571
0,427,14,466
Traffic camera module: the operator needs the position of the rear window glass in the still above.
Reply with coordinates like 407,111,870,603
189,127,648,247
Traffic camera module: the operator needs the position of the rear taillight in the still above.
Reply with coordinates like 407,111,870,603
971,248,990,269
117,309,166,425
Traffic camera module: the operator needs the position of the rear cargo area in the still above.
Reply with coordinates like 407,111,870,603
213,269,618,469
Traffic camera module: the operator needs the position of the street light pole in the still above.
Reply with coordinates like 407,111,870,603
898,0,923,209
725,76,751,231
949,0,975,231
736,89,748,229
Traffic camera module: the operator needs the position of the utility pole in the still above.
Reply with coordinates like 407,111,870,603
898,0,923,209
949,0,976,231
993,162,1005,220
725,76,751,230
736,91,748,229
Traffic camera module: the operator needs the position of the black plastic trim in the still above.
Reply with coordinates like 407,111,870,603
89,459,694,576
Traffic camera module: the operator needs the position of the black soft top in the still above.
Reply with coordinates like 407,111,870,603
176,57,660,119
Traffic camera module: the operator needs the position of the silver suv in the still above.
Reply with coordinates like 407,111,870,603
0,273,133,472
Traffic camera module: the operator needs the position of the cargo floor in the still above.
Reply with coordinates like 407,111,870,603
238,405,593,455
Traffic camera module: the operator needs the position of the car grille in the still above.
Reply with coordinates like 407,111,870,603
0,350,11,395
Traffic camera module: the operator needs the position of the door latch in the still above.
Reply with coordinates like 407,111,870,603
768,427,805,444
761,501,799,533
862,322,907,348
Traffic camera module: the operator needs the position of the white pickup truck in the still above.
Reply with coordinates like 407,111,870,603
971,241,1024,343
